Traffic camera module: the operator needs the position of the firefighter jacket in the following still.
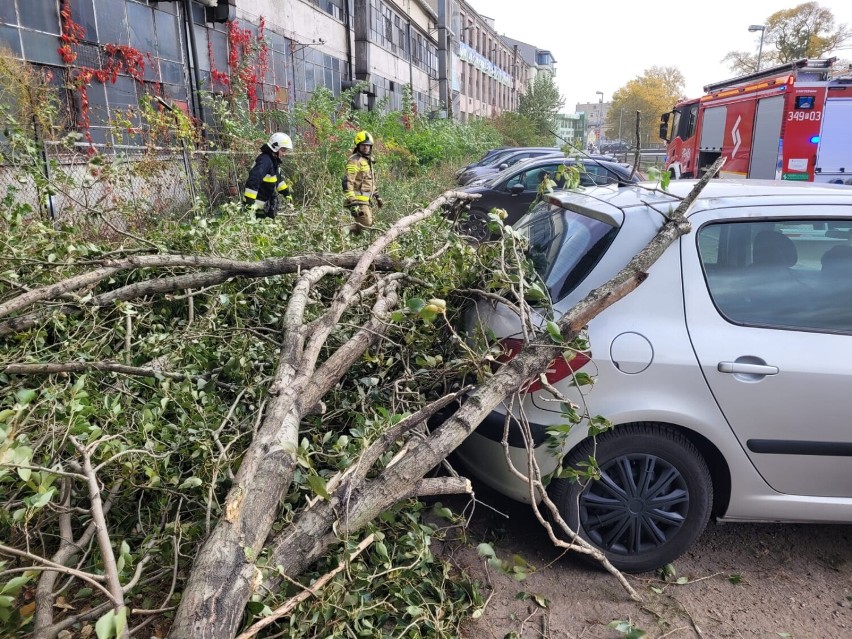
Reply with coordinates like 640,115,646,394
343,150,376,208
243,144,291,213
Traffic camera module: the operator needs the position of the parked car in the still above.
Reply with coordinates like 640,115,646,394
454,147,512,178
455,146,561,180
456,148,563,185
453,156,643,241
456,179,852,572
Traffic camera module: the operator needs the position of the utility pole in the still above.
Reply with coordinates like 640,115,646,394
438,0,449,117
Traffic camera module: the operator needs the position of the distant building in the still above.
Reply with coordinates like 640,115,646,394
576,100,611,148
450,3,533,121
554,112,585,149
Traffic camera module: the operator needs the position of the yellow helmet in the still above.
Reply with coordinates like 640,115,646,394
354,130,374,147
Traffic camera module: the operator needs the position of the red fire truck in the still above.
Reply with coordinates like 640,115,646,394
659,58,852,183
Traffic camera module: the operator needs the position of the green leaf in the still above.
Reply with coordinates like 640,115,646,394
675,576,688,585
406,297,425,312
306,474,330,500
15,389,37,405
0,575,31,596
477,543,495,559
545,321,562,343
95,609,116,639
30,488,55,509
375,541,388,560
0,595,14,608
178,477,203,490
728,573,743,585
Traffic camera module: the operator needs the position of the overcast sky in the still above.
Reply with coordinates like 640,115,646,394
467,0,852,110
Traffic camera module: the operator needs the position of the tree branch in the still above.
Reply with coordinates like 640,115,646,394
234,534,375,639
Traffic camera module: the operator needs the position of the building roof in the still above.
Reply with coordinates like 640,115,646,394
499,36,556,66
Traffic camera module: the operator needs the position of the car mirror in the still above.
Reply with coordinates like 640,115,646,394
510,183,525,195
499,163,508,170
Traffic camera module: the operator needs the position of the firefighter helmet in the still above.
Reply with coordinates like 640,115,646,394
268,132,293,152
354,130,374,147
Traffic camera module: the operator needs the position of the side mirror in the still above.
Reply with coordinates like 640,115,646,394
499,163,508,170
510,183,525,195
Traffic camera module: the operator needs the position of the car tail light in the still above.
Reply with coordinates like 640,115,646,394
497,338,590,393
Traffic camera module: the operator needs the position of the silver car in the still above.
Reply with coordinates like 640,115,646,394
459,179,852,572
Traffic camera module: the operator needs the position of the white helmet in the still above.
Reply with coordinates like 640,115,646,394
268,132,293,152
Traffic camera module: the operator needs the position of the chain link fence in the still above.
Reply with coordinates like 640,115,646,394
0,136,256,236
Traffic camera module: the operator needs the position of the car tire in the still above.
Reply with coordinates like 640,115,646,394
548,422,712,573
455,208,490,243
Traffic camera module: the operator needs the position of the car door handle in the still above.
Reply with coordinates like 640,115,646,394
717,361,779,375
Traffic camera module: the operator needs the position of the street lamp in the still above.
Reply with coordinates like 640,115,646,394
595,91,604,149
748,24,766,71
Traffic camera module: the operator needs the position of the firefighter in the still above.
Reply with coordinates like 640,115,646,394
243,132,294,218
343,130,383,234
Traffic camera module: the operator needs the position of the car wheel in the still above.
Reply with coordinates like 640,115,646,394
455,208,490,242
548,423,712,573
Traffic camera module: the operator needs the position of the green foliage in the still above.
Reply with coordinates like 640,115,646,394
723,2,851,74
517,73,565,140
490,111,553,147
0,77,527,636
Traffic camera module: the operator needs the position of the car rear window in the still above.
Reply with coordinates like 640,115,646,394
518,204,618,302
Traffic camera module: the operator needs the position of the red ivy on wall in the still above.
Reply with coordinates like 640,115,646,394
208,17,270,112
58,0,147,144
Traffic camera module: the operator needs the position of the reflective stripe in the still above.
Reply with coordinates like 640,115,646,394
262,175,277,183
250,199,265,210
352,194,370,202
244,189,258,199
277,181,289,192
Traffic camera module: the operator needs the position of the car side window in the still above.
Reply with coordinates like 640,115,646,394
699,220,852,333
578,164,614,186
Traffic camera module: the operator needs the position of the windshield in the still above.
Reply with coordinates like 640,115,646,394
517,203,618,302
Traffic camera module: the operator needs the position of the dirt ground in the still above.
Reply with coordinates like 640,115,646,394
436,488,852,639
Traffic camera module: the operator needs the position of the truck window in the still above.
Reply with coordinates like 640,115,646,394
677,105,698,140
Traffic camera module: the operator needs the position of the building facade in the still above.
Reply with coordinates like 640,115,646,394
554,112,585,149
576,99,611,148
0,0,551,142
450,2,532,122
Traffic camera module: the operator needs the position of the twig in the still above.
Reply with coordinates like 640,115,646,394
0,546,113,601
234,534,375,639
70,437,128,634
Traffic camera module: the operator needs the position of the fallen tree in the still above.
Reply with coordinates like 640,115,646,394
0,159,722,638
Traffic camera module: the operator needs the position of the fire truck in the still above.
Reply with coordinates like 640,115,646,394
659,58,852,183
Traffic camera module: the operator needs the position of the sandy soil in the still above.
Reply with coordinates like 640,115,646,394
437,490,852,639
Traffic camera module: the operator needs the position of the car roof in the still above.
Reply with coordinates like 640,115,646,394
545,179,852,219
489,155,639,181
